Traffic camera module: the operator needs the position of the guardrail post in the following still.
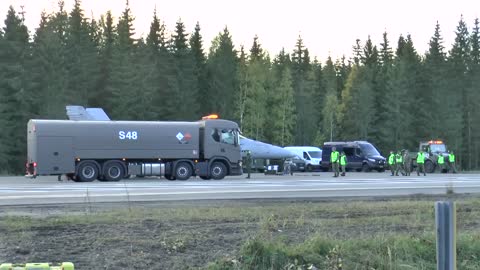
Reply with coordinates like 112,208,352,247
435,201,456,270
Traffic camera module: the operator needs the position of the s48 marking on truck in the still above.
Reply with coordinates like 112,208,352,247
119,131,138,140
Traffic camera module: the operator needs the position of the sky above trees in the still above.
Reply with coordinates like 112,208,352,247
3,0,480,61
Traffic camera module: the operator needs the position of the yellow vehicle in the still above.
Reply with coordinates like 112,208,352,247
0,262,74,270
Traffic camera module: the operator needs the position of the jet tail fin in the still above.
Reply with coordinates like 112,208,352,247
66,105,110,121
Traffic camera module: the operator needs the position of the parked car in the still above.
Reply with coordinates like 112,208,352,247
284,146,322,172
285,155,306,172
321,141,386,172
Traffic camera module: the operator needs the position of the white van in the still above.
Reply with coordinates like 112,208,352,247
284,146,322,172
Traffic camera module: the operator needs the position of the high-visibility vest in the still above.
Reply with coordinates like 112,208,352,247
438,155,445,164
388,154,395,165
417,152,425,164
340,155,347,166
331,151,339,163
395,154,403,163
449,154,455,163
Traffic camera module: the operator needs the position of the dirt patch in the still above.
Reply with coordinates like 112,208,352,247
0,195,479,269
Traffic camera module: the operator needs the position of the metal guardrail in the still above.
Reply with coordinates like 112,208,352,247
435,201,456,270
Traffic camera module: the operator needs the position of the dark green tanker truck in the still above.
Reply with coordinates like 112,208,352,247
26,116,243,182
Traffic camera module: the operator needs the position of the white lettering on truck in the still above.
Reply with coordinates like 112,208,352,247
119,131,138,140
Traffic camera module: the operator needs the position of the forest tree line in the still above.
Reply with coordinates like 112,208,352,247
0,1,479,174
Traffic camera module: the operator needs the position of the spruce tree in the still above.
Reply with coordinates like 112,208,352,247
375,32,395,153
0,6,29,173
240,36,268,140
318,57,339,143
206,27,238,119
190,22,208,115
448,16,471,168
470,18,480,168
92,11,115,110
291,36,316,145
65,0,99,106
424,22,448,138
270,65,295,146
171,19,198,120
107,0,139,120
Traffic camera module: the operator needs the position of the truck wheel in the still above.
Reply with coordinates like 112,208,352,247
76,161,99,182
175,162,192,181
103,161,125,182
425,160,435,173
210,162,227,180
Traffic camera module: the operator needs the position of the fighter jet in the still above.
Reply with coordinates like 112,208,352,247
66,106,294,160
239,135,295,159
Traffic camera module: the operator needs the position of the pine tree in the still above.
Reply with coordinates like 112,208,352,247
469,18,480,168
92,10,115,110
338,65,375,140
236,46,248,129
250,35,262,62
140,9,177,120
107,0,139,120
375,32,395,152
190,22,208,115
317,57,339,143
311,57,324,146
0,6,30,173
424,22,448,138
65,0,99,106
291,36,316,145
206,27,238,119
170,19,198,120
270,65,295,146
448,16,471,168
240,36,269,140
387,35,422,150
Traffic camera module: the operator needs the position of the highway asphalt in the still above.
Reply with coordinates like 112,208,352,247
0,172,480,205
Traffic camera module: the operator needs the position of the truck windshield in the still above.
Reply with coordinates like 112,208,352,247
359,143,381,156
308,151,322,158
429,144,446,153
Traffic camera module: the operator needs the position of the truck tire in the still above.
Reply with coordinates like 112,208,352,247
210,162,227,180
175,162,192,181
76,161,99,182
425,160,435,173
103,161,125,182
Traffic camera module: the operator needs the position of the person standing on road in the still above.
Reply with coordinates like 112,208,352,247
331,147,340,177
437,153,445,173
283,158,293,176
388,150,395,176
245,151,252,179
395,150,404,176
340,151,347,176
448,150,457,173
403,150,411,176
416,150,426,176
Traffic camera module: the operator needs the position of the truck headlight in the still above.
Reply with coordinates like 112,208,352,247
239,161,242,166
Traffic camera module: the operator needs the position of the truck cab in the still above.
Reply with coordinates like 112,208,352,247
410,140,448,173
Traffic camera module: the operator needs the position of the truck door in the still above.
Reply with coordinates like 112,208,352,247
206,127,241,163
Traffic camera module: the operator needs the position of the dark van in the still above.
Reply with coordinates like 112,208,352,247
321,141,386,172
